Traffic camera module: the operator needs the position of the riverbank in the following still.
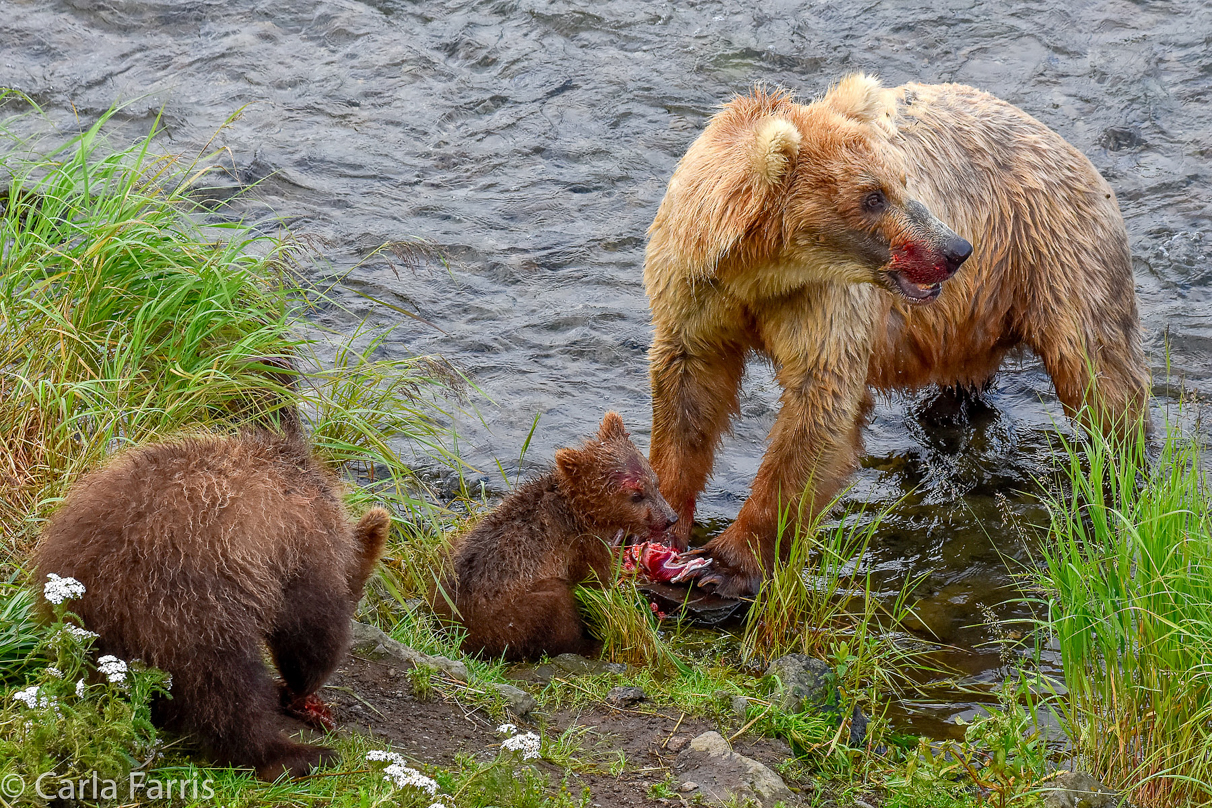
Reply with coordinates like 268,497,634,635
2,108,1210,808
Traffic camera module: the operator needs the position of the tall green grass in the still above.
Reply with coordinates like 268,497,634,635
1039,418,1212,807
0,97,457,563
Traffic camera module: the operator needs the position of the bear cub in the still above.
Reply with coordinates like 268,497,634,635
433,412,677,661
34,430,390,780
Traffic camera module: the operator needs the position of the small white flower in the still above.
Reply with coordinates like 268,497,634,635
428,803,449,808
163,674,173,690
496,722,518,736
45,666,63,679
367,749,407,766
12,685,57,714
382,763,439,794
97,655,128,684
43,573,86,604
76,679,87,698
61,624,98,641
501,731,541,760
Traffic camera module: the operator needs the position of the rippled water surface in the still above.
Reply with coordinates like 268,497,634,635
4,0,1210,735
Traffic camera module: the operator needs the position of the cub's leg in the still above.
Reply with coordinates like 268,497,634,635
166,643,335,779
268,571,355,702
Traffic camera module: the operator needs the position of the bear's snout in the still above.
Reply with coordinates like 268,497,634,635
942,236,973,272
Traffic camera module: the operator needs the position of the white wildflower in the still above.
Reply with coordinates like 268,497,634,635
382,763,439,794
45,666,63,679
61,624,98,641
428,803,449,808
500,731,541,760
367,749,407,766
13,685,47,709
43,573,86,604
97,655,128,684
76,679,87,698
495,722,518,736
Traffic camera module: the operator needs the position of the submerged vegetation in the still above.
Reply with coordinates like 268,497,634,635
1,100,1210,808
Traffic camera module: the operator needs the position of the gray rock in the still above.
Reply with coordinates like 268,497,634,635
764,654,837,714
731,695,750,721
675,731,796,808
606,686,647,707
490,683,536,717
1041,772,1120,808
528,653,627,683
349,620,470,682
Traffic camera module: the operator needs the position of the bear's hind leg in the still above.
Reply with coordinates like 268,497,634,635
170,644,336,780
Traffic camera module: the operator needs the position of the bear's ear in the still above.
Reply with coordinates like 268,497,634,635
555,447,581,480
597,411,629,442
750,117,801,188
822,73,894,126
646,88,802,281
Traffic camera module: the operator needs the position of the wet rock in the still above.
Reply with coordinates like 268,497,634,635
675,731,796,808
764,654,868,747
1041,772,1121,808
665,735,689,752
606,685,647,707
349,621,469,682
765,654,837,713
490,683,536,717
525,653,627,684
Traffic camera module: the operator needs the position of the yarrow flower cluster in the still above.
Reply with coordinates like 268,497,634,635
43,573,86,605
495,722,517,736
97,655,128,684
61,624,98,641
366,750,440,794
76,679,88,699
45,666,63,679
12,685,52,710
500,731,541,760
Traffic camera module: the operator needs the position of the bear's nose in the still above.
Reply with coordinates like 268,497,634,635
943,236,973,270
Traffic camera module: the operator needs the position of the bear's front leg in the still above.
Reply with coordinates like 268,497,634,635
648,323,748,550
697,291,874,598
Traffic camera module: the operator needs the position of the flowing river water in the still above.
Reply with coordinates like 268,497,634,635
3,0,1210,737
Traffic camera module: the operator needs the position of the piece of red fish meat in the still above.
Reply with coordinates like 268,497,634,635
619,541,711,584
284,692,336,732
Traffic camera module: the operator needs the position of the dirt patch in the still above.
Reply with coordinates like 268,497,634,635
323,653,808,807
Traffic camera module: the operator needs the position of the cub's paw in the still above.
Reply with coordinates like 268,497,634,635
257,743,339,780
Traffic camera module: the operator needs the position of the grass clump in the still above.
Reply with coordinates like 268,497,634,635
1038,417,1212,807
0,96,456,562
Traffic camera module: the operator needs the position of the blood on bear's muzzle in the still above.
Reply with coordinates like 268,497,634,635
882,200,972,303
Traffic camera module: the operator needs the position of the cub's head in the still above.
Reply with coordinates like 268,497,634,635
554,412,678,542
646,74,971,305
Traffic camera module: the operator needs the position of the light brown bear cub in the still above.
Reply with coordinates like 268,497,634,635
35,430,389,780
433,412,677,661
645,75,1150,597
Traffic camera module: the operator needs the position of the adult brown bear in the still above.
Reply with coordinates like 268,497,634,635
645,75,1149,597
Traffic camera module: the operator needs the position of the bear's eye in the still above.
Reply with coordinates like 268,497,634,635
862,191,887,213
630,491,644,504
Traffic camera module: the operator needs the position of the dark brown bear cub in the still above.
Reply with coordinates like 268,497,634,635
34,430,389,780
433,412,677,661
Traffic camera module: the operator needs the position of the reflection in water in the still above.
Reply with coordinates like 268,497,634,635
3,0,1209,735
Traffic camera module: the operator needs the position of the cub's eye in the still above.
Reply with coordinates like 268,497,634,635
862,191,887,213
630,491,644,503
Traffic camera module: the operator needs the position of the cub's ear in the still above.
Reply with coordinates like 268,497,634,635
822,73,894,126
645,88,801,281
597,411,629,442
555,447,581,480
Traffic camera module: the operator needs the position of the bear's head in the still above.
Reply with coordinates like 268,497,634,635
646,74,972,304
554,412,679,542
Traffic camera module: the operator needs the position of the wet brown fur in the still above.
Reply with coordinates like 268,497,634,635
34,430,390,780
432,413,677,661
645,76,1150,596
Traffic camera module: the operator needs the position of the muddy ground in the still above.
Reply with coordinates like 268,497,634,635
323,653,812,808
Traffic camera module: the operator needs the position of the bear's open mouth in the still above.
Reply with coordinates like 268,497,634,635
886,269,942,303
